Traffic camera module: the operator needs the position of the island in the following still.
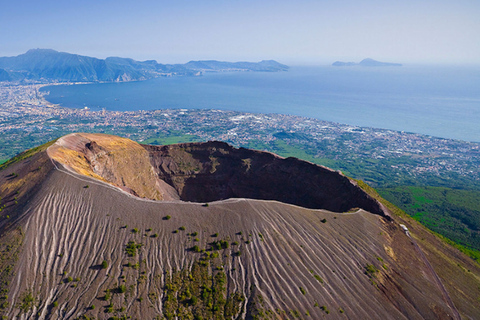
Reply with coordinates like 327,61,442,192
333,58,402,67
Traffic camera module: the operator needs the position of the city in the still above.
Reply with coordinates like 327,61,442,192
1,82,479,189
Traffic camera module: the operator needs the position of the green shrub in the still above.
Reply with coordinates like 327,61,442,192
19,291,35,313
125,241,142,257
101,260,108,269
164,215,171,220
365,264,379,277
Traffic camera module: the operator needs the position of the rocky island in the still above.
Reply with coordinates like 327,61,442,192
333,58,402,67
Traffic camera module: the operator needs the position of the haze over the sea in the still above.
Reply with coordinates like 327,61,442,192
1,0,479,66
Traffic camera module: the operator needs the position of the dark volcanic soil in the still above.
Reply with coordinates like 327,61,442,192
144,141,388,216
0,133,479,320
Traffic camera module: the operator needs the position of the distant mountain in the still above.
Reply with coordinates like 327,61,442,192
0,49,288,83
333,58,402,67
0,68,11,81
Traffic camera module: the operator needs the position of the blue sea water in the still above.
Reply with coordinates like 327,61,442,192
41,65,480,142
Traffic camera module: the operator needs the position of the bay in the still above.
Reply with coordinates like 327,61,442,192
41,65,480,142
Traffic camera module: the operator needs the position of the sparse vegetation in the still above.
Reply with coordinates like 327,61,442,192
162,255,244,319
117,285,127,294
104,290,111,301
320,305,329,314
18,291,35,313
125,241,142,257
211,240,229,251
365,264,379,277
314,274,324,283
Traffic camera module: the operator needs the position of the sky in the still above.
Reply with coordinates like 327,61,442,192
1,0,479,65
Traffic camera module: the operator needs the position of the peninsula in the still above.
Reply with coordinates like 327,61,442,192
0,49,288,83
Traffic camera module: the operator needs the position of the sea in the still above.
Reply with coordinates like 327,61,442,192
41,65,480,143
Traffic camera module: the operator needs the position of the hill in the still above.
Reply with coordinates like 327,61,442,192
0,49,288,83
0,133,479,319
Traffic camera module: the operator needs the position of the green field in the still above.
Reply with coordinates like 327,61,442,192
245,139,338,169
141,133,201,146
379,186,480,252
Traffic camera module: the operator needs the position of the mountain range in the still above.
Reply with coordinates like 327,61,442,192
0,49,288,83
0,133,479,319
332,58,402,67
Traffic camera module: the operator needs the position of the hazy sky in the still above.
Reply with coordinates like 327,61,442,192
1,0,479,65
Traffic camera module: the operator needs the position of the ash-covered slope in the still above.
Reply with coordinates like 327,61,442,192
0,133,479,320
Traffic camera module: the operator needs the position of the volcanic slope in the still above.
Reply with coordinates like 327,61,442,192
0,133,479,320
